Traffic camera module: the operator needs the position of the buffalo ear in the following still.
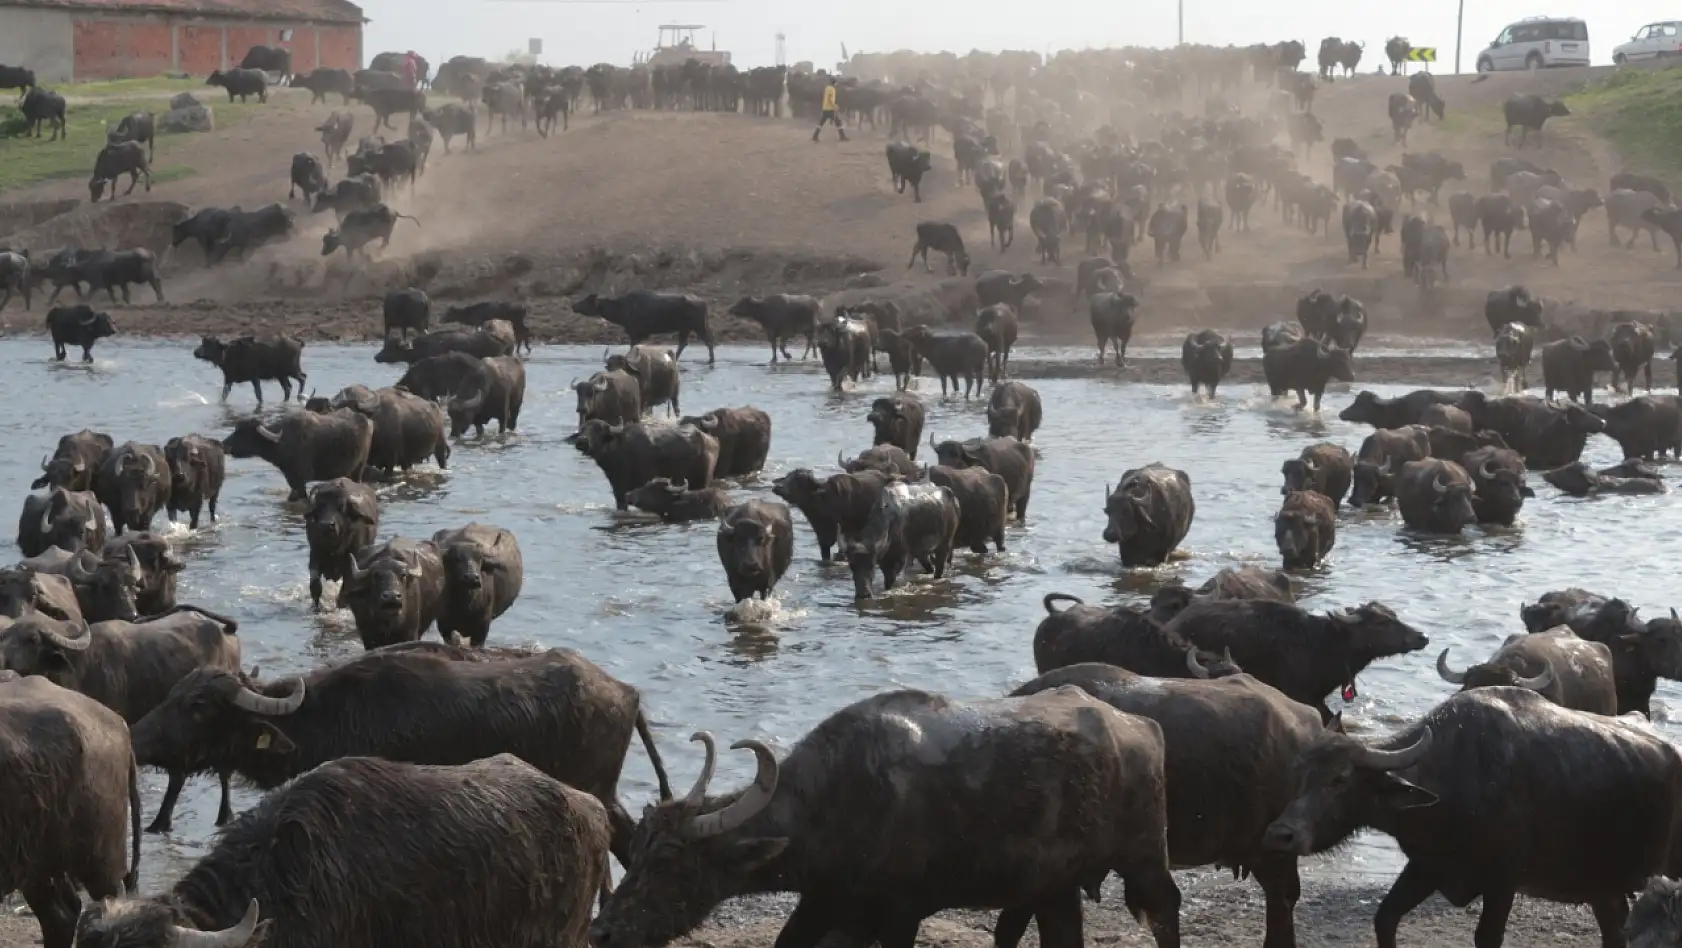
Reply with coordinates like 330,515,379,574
253,723,295,755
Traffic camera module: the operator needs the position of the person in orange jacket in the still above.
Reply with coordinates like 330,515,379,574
812,75,848,142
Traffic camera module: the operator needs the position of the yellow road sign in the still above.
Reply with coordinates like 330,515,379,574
1406,47,1438,62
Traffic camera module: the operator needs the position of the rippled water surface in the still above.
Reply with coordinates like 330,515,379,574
11,338,1682,888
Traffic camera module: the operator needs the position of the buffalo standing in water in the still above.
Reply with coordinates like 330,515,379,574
1103,462,1195,566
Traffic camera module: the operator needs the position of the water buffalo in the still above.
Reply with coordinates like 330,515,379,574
431,524,522,647
574,369,642,428
1436,627,1616,714
1264,688,1682,948
1496,322,1536,392
1340,389,1476,429
974,304,1018,382
717,500,796,602
567,420,719,510
1396,458,1478,534
574,291,716,364
986,380,1043,440
1462,393,1607,469
311,385,450,475
816,316,873,390
1104,462,1194,567
931,433,1035,521
844,482,959,600
627,478,730,522
886,140,934,201
909,220,972,274
320,203,420,263
1542,336,1616,404
0,676,138,948
303,478,379,608
867,394,925,457
838,444,917,479
1543,461,1668,497
1520,591,1682,716
591,689,1181,948
1503,93,1570,147
1090,292,1141,367
17,547,140,623
772,469,839,562
381,286,430,340
679,407,770,479
446,355,525,437
1181,328,1233,395
222,410,374,501
1149,566,1296,624
337,537,445,649
604,345,680,417
102,532,182,616
1463,445,1532,525
87,141,152,203
17,488,108,557
442,300,531,353
45,305,115,362
926,465,1008,555
160,434,223,529
729,294,818,363
902,326,987,398
1034,592,1238,678
93,442,169,537
1282,442,1354,507
193,334,308,406
1261,323,1355,412
75,754,608,948
1611,321,1658,394
34,429,112,492
1276,490,1336,569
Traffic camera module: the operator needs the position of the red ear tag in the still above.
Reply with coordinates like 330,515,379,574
1341,682,1358,702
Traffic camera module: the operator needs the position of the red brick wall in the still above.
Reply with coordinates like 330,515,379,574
177,23,222,76
74,16,173,80
318,24,359,71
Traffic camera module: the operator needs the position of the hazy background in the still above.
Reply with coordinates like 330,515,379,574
355,0,1650,74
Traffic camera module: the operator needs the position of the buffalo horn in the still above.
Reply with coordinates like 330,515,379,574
1514,662,1554,692
170,899,260,948
685,739,779,839
682,730,719,807
344,554,369,585
593,378,609,393
1432,471,1448,495
66,550,100,584
928,431,939,450
78,311,97,327
255,424,282,444
39,618,92,652
142,452,157,475
1185,647,1210,679
837,450,847,468
38,454,48,472
1302,456,1318,473
1478,459,1498,480
125,544,143,580
233,677,305,715
1434,648,1466,684
1350,727,1433,771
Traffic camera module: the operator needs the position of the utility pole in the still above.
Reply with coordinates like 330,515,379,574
1178,0,1184,45
1455,0,1465,73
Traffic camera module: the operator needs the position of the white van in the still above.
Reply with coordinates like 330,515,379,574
1476,16,1591,71
1613,21,1682,63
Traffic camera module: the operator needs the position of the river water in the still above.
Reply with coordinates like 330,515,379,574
8,337,1680,890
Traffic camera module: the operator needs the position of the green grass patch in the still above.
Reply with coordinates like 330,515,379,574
1568,63,1682,177
0,97,252,191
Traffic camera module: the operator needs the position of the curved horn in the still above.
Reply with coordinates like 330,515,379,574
344,553,369,585
231,677,306,715
39,619,92,652
1302,456,1318,473
65,550,100,584
125,544,143,581
78,311,98,327
256,424,282,444
1350,727,1433,771
1478,459,1498,481
1434,648,1466,684
929,431,938,451
38,455,48,472
682,731,718,807
685,739,779,839
1515,661,1554,692
837,450,847,468
169,899,261,948
1432,471,1448,495
1185,647,1211,679
142,452,157,476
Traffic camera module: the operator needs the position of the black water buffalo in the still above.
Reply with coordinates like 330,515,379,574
1342,199,1378,266
102,533,183,616
1090,291,1140,367
1008,664,1326,948
1167,599,1428,722
1104,462,1194,567
729,294,818,363
1181,328,1234,396
575,291,716,364
886,141,934,201
337,537,445,649
902,326,986,398
209,203,296,264
313,173,383,219
205,67,268,103
302,478,378,608
813,469,895,544
288,151,328,204
592,689,1181,948
716,500,796,603
381,287,430,340
19,85,65,140
1437,628,1616,714
1339,389,1473,429
932,433,1035,521
1396,458,1478,534
867,394,925,457
1463,393,1607,470
1034,593,1238,679
1263,688,1682,948
1477,194,1523,257
772,469,839,562
1521,591,1682,716
0,64,36,96
321,203,420,263
1025,198,1067,265
1544,461,1668,498
223,410,374,501
626,478,730,522
1541,336,1617,404
573,369,642,428
1297,290,1369,351
1591,395,1682,460
1611,321,1658,394
296,66,355,104
1462,445,1532,525
375,327,510,364
442,300,530,353
1504,93,1570,147
45,305,115,362
975,304,1018,382
0,676,138,948
604,344,680,417
130,644,671,865
77,754,608,948
844,482,959,600
679,407,771,478
158,435,222,533
1282,442,1355,507
1525,198,1575,266
1149,566,1296,624
1486,285,1544,335
986,380,1042,440
1148,202,1189,264
0,250,30,312
908,221,972,274
1276,490,1336,569
17,488,108,557
87,141,152,203
17,547,140,623
238,43,291,78
431,524,522,647
975,271,1044,310
445,354,524,437
48,249,163,305
1261,323,1355,412
315,110,355,166
816,316,874,390
314,385,451,474
568,420,719,510
1496,322,1536,392
34,429,112,493
96,442,170,535
193,334,307,405
838,444,917,479
363,87,427,131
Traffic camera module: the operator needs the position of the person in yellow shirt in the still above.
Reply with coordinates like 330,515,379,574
812,75,848,142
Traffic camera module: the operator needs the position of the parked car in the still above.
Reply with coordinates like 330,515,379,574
1477,16,1591,71
1614,20,1682,63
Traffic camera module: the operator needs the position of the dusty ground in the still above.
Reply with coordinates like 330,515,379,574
2,64,1679,348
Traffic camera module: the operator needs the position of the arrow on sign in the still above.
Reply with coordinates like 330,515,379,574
1406,47,1437,62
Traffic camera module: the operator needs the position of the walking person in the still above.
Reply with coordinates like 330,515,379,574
813,76,848,142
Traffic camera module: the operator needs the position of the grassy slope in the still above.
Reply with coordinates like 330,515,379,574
0,77,260,192
1568,62,1682,178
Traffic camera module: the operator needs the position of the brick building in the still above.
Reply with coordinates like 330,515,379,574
0,0,365,84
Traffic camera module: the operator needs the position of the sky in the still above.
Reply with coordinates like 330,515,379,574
357,0,1653,75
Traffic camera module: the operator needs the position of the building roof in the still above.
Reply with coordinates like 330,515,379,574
0,0,365,24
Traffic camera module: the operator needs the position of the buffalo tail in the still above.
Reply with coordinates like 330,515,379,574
635,709,674,801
